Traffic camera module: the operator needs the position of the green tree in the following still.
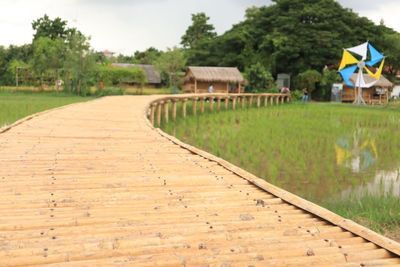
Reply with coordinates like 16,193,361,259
244,63,275,92
186,0,395,78
63,32,96,95
155,47,186,88
133,47,162,64
181,13,217,49
31,37,65,83
381,33,400,80
32,14,71,41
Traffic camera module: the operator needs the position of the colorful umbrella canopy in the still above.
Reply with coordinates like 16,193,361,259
338,42,385,88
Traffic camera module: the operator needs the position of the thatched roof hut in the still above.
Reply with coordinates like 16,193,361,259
111,63,161,85
342,74,394,104
183,66,245,93
348,74,393,88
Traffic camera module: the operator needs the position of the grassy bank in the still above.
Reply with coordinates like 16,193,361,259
0,91,94,127
161,102,400,236
323,193,400,235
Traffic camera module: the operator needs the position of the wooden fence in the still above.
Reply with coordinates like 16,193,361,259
147,93,291,126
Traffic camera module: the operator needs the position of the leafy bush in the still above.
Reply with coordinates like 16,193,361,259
244,63,275,93
291,90,304,101
318,69,341,101
295,70,322,93
95,65,147,87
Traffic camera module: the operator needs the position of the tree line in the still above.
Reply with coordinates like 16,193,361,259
1,0,399,98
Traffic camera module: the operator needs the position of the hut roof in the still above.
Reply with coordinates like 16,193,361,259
111,63,161,84
348,74,393,88
186,66,244,83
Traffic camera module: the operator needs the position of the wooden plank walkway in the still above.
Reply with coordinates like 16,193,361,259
0,95,399,267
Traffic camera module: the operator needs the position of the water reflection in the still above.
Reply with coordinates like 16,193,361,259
339,170,400,198
335,132,378,173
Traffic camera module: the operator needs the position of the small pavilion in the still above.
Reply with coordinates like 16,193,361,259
182,66,245,93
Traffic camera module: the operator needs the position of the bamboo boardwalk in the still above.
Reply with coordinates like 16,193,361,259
0,95,399,267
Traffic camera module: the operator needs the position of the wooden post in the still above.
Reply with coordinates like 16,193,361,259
238,82,241,93
270,96,274,106
276,96,280,105
232,97,237,110
249,96,253,107
172,100,177,121
217,97,221,111
163,101,169,123
286,95,290,103
209,97,214,112
257,96,261,108
194,79,197,94
200,98,205,114
156,102,162,126
241,96,246,109
264,96,268,106
225,97,229,109
226,82,229,93
16,67,19,87
150,105,155,125
281,95,284,104
192,98,197,115
182,99,187,118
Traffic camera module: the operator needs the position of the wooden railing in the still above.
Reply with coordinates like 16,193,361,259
147,93,291,127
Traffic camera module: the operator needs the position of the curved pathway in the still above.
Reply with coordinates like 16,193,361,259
0,95,399,266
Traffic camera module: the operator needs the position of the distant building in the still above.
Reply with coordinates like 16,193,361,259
102,50,115,59
342,74,393,104
183,66,245,93
111,63,162,87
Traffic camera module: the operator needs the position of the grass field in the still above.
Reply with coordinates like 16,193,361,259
161,102,400,236
0,91,94,127
0,86,178,96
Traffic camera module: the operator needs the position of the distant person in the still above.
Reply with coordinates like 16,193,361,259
56,79,63,90
208,84,214,93
302,87,308,102
280,87,290,94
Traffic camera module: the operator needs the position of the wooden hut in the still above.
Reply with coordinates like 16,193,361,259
342,74,394,104
183,66,245,93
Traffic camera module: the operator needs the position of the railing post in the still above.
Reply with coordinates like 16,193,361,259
232,96,237,110
163,100,169,123
156,102,162,126
241,96,246,109
275,95,279,105
281,95,284,104
172,100,177,121
192,98,197,115
225,96,229,109
257,96,261,108
150,104,155,125
249,96,253,107
286,95,291,103
217,97,221,111
200,97,205,114
209,96,214,112
270,96,274,106
182,99,187,118
264,95,268,107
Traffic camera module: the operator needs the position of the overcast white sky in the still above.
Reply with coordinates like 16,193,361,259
0,0,399,55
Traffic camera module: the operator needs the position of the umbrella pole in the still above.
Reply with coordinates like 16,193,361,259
353,86,366,105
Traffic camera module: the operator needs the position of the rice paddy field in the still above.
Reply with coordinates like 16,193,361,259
161,102,400,239
0,91,94,127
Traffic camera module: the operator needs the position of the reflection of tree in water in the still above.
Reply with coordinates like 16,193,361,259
335,129,378,173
